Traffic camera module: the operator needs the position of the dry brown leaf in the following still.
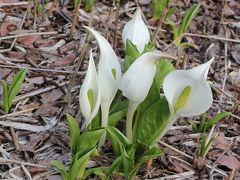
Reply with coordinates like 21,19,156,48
40,89,64,103
17,35,39,45
53,54,76,66
34,103,60,116
0,17,21,36
214,132,229,150
218,155,240,170
5,51,26,59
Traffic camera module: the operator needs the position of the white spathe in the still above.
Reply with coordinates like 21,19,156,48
119,51,169,106
84,26,121,109
122,8,150,53
79,50,101,126
163,58,214,117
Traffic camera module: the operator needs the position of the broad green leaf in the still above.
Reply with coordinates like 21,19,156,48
66,113,80,156
206,112,230,129
108,100,128,127
152,0,169,19
79,128,105,149
124,39,140,72
106,156,123,179
84,0,95,12
69,147,97,180
136,97,171,145
90,110,101,129
137,146,164,165
106,126,130,156
51,160,68,180
178,4,200,36
8,69,27,109
143,42,156,53
154,59,174,91
133,60,174,143
1,81,9,113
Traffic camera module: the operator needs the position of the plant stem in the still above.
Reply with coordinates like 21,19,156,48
157,115,177,141
126,102,138,143
98,101,110,149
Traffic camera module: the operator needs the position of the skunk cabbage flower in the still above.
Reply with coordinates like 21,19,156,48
119,51,174,142
163,58,214,117
84,26,121,147
122,8,150,53
79,50,101,127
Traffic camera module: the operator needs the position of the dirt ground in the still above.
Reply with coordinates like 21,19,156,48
0,0,239,179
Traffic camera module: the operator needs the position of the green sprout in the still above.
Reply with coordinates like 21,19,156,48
1,69,27,113
151,0,169,20
167,3,200,47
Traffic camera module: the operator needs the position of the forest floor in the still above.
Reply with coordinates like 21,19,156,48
0,0,239,179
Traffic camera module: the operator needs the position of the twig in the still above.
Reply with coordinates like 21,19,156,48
0,31,58,40
10,127,20,151
0,2,28,7
113,1,120,51
152,9,168,43
0,107,38,119
0,65,85,75
159,141,228,177
0,157,47,168
70,0,82,34
14,81,69,103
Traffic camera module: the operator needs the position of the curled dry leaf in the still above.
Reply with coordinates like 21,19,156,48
213,132,229,150
218,155,240,170
0,17,21,36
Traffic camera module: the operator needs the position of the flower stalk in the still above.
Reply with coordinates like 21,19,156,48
126,102,138,142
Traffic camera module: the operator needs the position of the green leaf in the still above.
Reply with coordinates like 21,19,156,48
90,110,101,129
106,156,123,179
124,39,140,72
133,60,174,143
79,128,105,149
143,42,156,53
106,126,130,156
8,69,27,109
84,0,95,12
84,167,108,179
66,113,80,156
1,81,9,113
167,18,179,42
108,100,128,127
51,160,68,180
136,97,171,145
178,4,200,36
69,147,97,180
137,146,164,165
199,113,206,133
151,0,169,19
206,112,231,129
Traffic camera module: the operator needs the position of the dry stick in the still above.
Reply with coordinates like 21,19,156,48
159,141,228,177
65,8,93,108
10,127,20,151
34,0,38,28
70,0,82,34
152,9,168,43
0,2,28,7
0,107,38,119
0,157,47,168
26,0,32,28
13,81,69,103
113,1,120,51
0,65,85,75
0,31,58,40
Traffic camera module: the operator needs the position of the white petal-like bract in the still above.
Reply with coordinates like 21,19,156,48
119,52,170,105
79,50,101,126
84,26,121,109
122,8,150,53
163,58,214,117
